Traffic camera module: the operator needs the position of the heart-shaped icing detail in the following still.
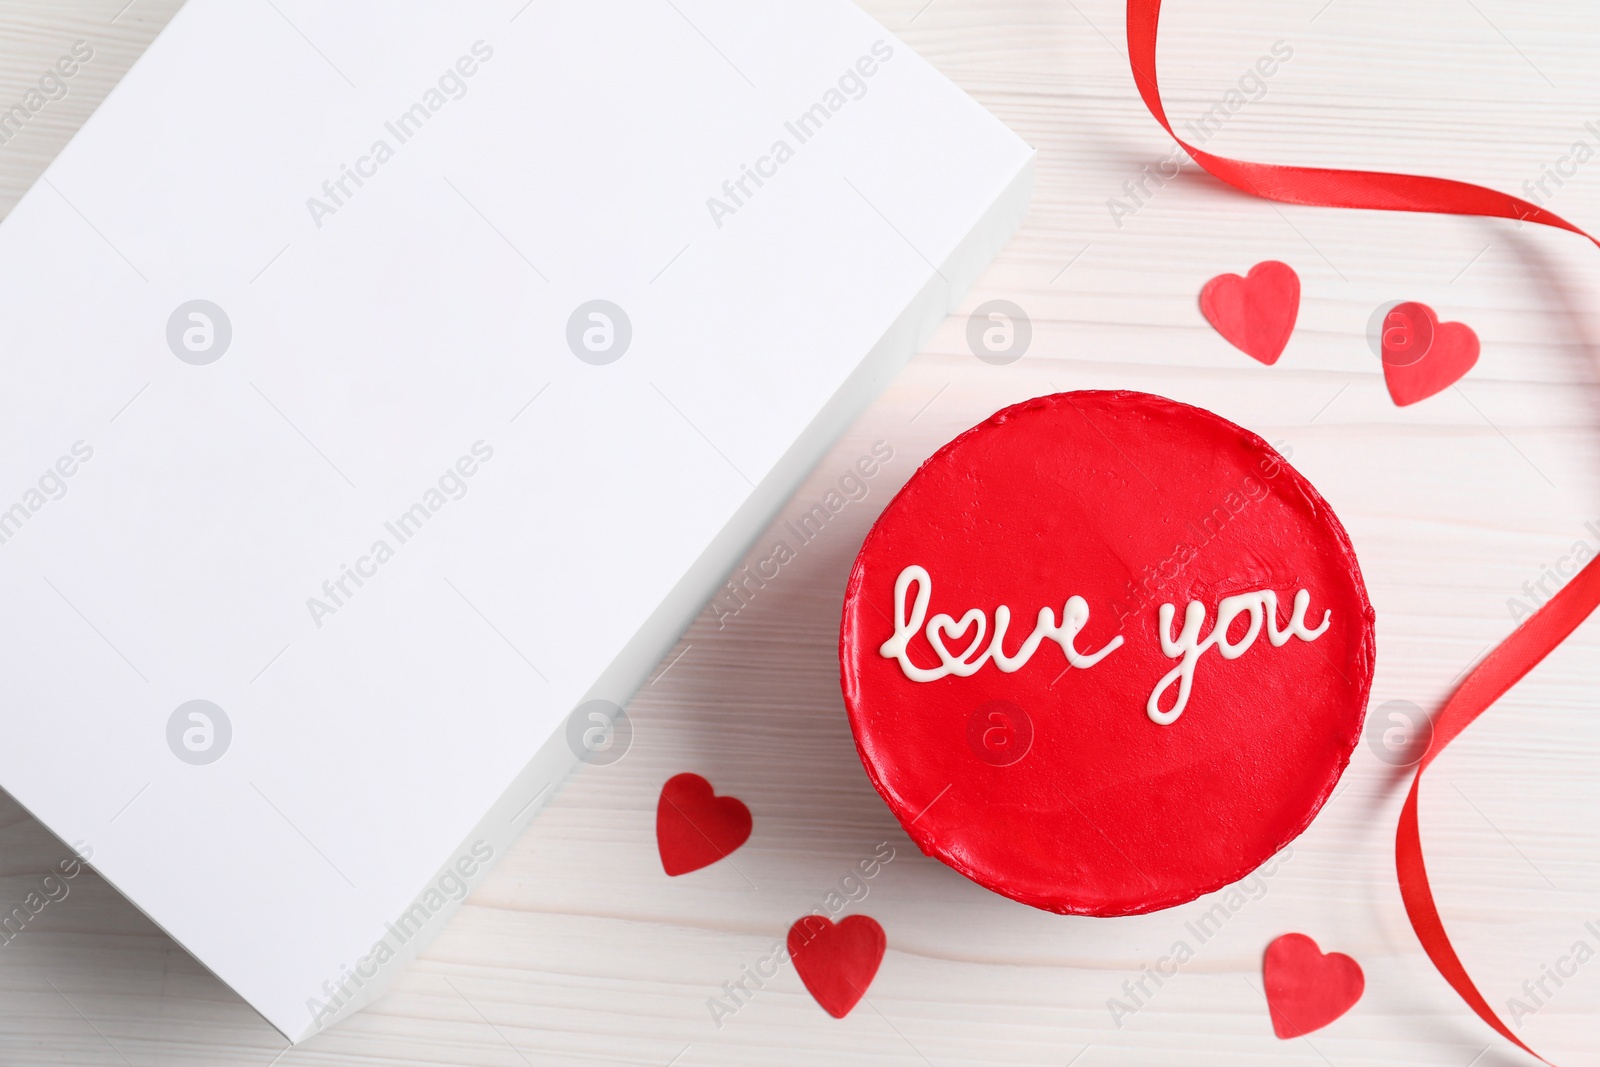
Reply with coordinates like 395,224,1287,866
927,609,987,674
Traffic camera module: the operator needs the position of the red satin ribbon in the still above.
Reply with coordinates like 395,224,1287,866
1125,2,1600,1060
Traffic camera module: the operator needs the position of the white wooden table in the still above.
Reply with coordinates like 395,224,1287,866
1,1,1597,1064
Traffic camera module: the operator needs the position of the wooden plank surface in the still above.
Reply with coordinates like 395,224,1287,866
1,1,1597,1064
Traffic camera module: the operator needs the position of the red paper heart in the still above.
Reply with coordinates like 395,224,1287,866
1264,933,1364,1038
788,914,886,1018
1199,260,1300,365
656,773,751,876
1380,301,1478,406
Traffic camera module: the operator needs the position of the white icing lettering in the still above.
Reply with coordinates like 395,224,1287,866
877,566,1331,727
879,565,1123,683
1146,588,1329,724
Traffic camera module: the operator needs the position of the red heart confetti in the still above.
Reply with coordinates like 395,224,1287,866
788,914,886,1018
655,773,751,877
1264,933,1364,1039
1380,301,1479,406
1199,260,1301,365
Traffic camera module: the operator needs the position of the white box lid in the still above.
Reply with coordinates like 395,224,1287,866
0,0,1032,1040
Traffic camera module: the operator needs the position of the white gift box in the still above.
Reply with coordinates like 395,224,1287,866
0,0,1032,1042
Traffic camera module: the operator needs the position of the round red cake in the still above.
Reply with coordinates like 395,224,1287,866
839,391,1374,915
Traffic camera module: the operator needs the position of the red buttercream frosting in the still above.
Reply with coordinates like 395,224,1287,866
840,391,1374,915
